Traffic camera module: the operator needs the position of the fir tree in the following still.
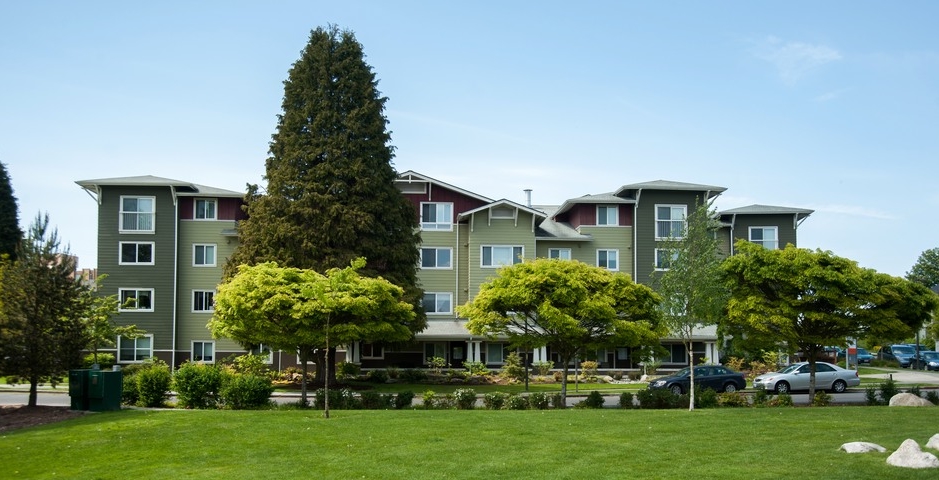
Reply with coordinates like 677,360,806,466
0,162,22,260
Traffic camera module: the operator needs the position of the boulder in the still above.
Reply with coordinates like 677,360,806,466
886,439,939,469
889,393,933,407
841,442,886,453
927,434,939,451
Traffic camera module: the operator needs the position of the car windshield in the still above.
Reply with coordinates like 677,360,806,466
893,346,915,354
672,367,690,377
857,348,869,355
921,352,939,360
778,364,802,374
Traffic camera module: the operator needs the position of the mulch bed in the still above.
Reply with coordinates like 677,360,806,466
0,405,87,432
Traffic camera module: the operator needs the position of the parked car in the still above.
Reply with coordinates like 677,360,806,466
752,361,860,394
909,351,939,371
880,344,916,367
836,347,873,365
649,365,747,395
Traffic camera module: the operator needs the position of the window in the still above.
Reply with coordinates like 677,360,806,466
192,341,215,363
749,226,778,249
548,248,571,260
423,292,452,314
490,206,514,219
656,205,686,239
120,196,155,232
420,247,452,269
194,199,217,220
193,244,216,267
597,205,618,226
119,242,154,265
118,334,152,362
487,343,507,364
655,248,679,270
250,344,273,364
482,245,523,267
361,343,384,359
119,288,153,311
420,202,453,231
193,290,215,312
425,342,447,362
597,249,618,271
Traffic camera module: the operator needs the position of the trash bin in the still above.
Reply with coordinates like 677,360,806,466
69,369,90,411
87,369,123,412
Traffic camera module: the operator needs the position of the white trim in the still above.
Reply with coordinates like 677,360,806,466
118,334,154,363
748,226,779,250
119,195,156,233
654,248,678,271
596,205,619,226
548,248,571,260
118,241,155,265
192,243,217,267
250,344,274,364
118,288,154,312
420,202,454,231
191,340,216,363
420,247,453,269
423,292,453,315
655,204,687,240
193,198,217,220
192,289,216,313
596,249,619,271
481,245,524,268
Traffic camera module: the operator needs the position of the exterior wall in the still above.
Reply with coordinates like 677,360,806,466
97,185,177,354
730,214,799,250
464,209,538,299
418,227,460,320
633,190,710,286
577,226,634,277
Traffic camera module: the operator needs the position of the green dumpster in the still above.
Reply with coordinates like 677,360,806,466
68,369,90,411
88,369,123,412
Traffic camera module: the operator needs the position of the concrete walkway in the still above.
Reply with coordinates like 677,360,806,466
859,367,939,384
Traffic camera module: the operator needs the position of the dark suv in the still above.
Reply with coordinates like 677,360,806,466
880,344,916,367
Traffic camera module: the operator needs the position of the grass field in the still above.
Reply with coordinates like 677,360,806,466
2,407,937,479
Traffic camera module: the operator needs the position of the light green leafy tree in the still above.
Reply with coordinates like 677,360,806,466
78,277,144,366
457,258,664,404
210,259,415,408
723,241,938,400
654,202,728,410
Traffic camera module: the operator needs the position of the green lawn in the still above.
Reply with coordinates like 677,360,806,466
2,407,938,479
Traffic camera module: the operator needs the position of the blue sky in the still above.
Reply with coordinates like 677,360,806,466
2,1,937,276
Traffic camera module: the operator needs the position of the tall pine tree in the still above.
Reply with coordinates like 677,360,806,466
227,26,424,381
0,162,22,260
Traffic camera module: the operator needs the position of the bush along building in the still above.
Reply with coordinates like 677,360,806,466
78,171,812,372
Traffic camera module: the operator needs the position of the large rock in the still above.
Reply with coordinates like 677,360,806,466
889,393,933,407
886,439,939,469
927,434,939,451
841,442,886,453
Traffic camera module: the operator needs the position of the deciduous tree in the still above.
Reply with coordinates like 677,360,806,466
457,258,663,404
78,278,144,366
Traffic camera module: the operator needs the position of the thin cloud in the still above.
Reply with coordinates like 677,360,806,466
752,36,842,84
808,203,894,220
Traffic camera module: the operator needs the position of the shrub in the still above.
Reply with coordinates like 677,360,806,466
717,392,749,408
909,385,922,397
483,392,507,410
878,378,899,403
421,390,437,409
367,369,388,384
122,372,139,405
533,361,554,376
228,353,271,377
505,394,528,410
576,390,605,409
528,392,550,410
173,362,222,409
869,359,900,368
618,392,635,409
636,388,681,409
627,372,642,381
386,366,400,379
221,374,274,409
501,352,526,381
696,388,719,409
136,360,172,408
82,353,116,370
752,388,770,407
925,390,939,406
768,392,793,407
399,369,427,383
336,362,361,380
426,356,448,374
551,393,565,410
359,391,391,409
865,386,881,406
580,361,599,377
453,388,477,410
394,391,415,409
724,356,745,373
314,388,358,410
812,391,831,407
463,361,489,376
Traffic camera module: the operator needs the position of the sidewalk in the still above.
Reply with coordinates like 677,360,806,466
858,367,939,384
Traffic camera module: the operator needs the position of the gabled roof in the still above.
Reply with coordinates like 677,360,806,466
615,179,726,198
535,220,593,242
396,170,493,203
719,204,814,216
457,198,548,220
553,192,635,216
76,175,243,197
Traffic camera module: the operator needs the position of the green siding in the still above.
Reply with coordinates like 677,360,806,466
730,214,799,250
634,190,711,287
97,186,177,351
465,210,538,299
577,226,634,278
417,228,460,318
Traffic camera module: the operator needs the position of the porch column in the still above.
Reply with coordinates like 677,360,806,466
350,341,361,364
470,341,482,362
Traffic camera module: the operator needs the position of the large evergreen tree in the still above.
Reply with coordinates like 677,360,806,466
0,214,87,406
225,26,424,381
0,162,22,260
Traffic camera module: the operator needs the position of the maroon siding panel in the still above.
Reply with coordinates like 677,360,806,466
568,204,594,229
178,197,194,220
403,188,489,217
218,198,245,221
620,206,633,226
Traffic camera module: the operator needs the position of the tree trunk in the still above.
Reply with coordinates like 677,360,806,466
28,375,38,407
299,351,310,407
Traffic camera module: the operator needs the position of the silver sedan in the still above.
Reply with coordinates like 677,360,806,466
753,361,860,394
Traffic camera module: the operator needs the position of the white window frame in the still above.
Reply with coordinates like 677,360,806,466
423,292,453,315
597,205,619,226
194,198,217,220
118,288,154,312
118,241,154,265
655,204,687,240
420,247,452,269
481,245,524,268
420,202,453,231
192,341,215,363
250,344,274,364
749,226,779,250
654,248,679,271
118,334,153,363
597,249,619,271
119,196,155,233
193,244,217,267
192,290,215,313
548,248,572,260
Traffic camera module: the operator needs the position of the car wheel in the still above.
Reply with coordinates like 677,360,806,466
831,380,847,393
774,381,790,394
723,383,737,393
669,384,683,395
